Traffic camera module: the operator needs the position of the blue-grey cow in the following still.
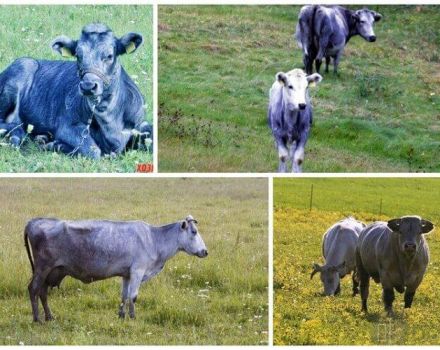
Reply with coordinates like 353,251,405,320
295,5,382,74
268,69,322,173
0,23,151,158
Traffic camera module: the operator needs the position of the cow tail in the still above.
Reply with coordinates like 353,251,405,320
24,226,35,274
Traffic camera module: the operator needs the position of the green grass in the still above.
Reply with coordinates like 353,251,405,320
274,178,440,344
158,5,440,172
0,178,268,345
0,5,153,172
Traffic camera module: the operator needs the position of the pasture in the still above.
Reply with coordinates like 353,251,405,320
274,178,440,345
158,5,440,172
0,5,153,172
0,178,268,345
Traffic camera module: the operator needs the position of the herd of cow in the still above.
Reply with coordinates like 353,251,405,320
268,5,382,172
311,216,434,315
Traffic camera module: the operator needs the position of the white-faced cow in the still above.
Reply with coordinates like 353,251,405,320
24,215,208,322
295,5,382,74
0,23,151,158
311,217,365,296
356,216,434,315
268,69,322,172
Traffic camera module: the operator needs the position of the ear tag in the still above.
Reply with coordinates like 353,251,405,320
125,42,136,54
60,47,73,58
309,81,316,88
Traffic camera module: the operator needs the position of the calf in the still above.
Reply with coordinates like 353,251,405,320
0,23,151,158
24,215,208,322
295,5,382,74
356,216,434,315
311,217,365,296
268,69,322,173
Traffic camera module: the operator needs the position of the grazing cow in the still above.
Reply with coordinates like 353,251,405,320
268,69,322,172
0,23,151,158
295,5,382,74
311,217,365,296
24,215,208,322
356,216,434,315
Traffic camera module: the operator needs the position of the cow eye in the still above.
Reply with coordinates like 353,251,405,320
191,229,197,235
288,85,294,90
104,54,113,61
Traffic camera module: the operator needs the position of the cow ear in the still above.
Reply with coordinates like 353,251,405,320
335,261,346,274
421,219,434,234
352,12,360,22
372,11,382,22
117,32,144,55
52,36,77,58
310,263,322,279
387,218,401,232
180,220,188,230
276,72,288,86
307,73,322,86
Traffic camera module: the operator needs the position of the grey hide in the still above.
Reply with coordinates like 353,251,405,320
24,215,208,322
356,216,434,315
311,217,365,296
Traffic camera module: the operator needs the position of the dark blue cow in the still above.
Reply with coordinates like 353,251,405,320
295,6,382,74
0,23,151,158
268,69,322,172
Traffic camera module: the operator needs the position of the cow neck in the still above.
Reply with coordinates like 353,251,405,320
150,222,181,262
344,10,358,43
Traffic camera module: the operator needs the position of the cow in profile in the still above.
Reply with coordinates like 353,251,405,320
24,215,208,322
311,217,365,296
356,216,434,315
0,23,151,158
268,68,322,173
295,5,382,74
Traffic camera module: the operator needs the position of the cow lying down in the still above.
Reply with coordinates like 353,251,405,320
0,23,152,159
24,215,208,322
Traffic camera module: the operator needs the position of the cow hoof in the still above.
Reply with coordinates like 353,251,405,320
118,312,126,319
45,315,54,321
10,136,21,147
129,313,136,320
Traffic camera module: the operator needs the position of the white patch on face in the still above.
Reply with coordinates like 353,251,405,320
357,11,375,39
282,69,309,110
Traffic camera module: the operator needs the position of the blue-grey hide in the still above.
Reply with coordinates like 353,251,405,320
24,215,208,322
0,23,152,158
295,5,382,74
356,216,434,315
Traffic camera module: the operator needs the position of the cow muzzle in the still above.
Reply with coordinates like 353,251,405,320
403,242,417,255
299,103,306,110
368,35,376,42
196,249,208,258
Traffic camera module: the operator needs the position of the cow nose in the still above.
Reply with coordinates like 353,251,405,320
80,81,98,95
299,103,306,110
404,242,416,251
199,249,208,258
368,35,376,42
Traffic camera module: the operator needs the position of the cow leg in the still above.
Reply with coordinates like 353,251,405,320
119,277,129,319
28,274,45,323
303,54,314,75
325,56,331,73
277,143,288,173
404,289,416,308
0,122,26,146
383,288,395,316
335,282,341,295
128,269,144,319
352,271,360,296
52,124,102,159
356,250,370,312
292,145,305,173
333,52,342,75
40,283,53,321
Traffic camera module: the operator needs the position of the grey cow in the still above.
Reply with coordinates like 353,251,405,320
356,216,434,315
24,215,208,322
295,5,382,74
311,217,365,296
268,69,322,172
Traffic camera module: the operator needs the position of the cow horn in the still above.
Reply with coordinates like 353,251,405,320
310,263,321,279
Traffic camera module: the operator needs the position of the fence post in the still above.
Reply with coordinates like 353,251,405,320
309,184,314,211
379,198,383,216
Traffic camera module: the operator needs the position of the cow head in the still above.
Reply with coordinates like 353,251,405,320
387,216,434,257
51,23,143,101
178,215,208,258
276,69,322,111
311,262,346,296
352,8,382,42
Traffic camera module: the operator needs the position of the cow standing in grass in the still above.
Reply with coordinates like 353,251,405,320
295,5,382,74
0,23,151,158
356,216,434,315
311,217,365,296
24,215,208,322
268,69,322,173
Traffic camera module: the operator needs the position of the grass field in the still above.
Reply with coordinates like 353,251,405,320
0,5,153,172
274,178,440,345
158,5,440,172
0,178,268,345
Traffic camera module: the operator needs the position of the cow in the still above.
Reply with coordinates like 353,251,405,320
0,23,152,159
24,215,208,322
311,217,365,296
295,5,382,75
268,69,322,173
356,216,434,316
